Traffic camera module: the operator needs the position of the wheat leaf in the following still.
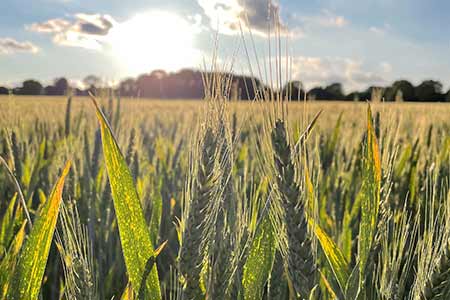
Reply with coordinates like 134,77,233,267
149,179,163,246
121,281,135,300
0,193,18,249
0,220,27,298
357,104,381,283
242,215,276,300
7,161,71,300
91,96,162,300
313,222,350,296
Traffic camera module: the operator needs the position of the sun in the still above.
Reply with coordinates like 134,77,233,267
109,11,201,75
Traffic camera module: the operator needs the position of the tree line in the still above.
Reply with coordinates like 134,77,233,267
1,69,449,102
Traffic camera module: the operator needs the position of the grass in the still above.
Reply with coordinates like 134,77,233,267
0,93,449,300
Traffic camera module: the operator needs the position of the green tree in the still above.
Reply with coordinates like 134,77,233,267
0,86,9,95
385,80,415,101
54,77,69,95
282,81,306,101
415,80,443,101
21,80,43,95
325,82,344,100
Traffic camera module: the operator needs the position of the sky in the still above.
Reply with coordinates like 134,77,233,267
1,0,450,92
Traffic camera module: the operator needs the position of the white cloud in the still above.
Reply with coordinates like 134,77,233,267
27,18,71,33
369,24,390,36
289,56,386,91
380,62,392,73
27,14,116,50
331,15,347,27
0,38,39,55
196,0,297,37
311,10,348,28
369,26,385,36
293,10,348,30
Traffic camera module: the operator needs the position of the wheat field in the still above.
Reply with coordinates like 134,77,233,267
0,94,449,300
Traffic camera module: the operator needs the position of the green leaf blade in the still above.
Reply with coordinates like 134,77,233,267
0,193,18,249
149,182,162,246
313,222,350,295
357,105,381,281
92,98,161,300
7,161,71,300
242,215,276,300
0,220,27,298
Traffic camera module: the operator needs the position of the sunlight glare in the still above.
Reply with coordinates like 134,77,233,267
109,11,201,75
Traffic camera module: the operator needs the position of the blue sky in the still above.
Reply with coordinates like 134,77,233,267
1,0,449,92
